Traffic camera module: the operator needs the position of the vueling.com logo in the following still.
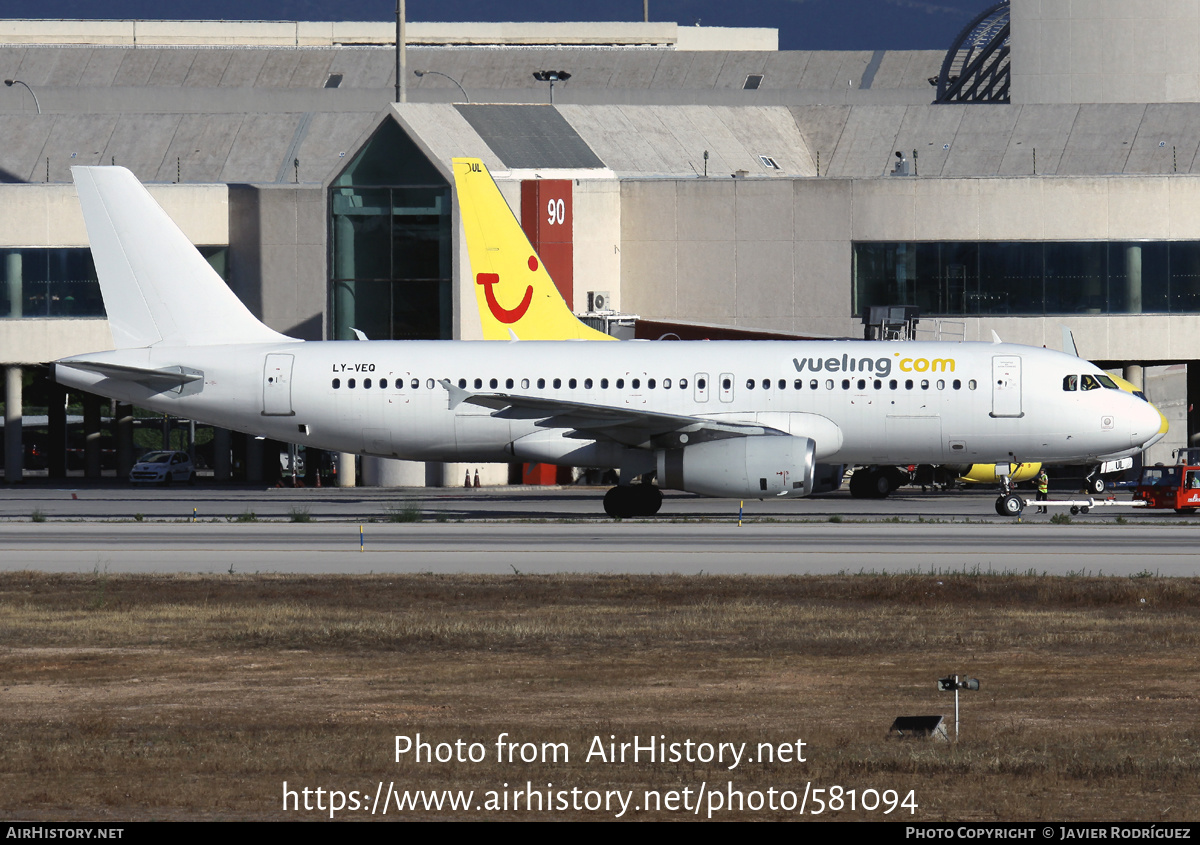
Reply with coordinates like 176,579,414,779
792,352,956,378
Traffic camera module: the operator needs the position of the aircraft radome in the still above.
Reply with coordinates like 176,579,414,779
54,161,1168,518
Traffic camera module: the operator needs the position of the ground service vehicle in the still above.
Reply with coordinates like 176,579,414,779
1136,449,1200,513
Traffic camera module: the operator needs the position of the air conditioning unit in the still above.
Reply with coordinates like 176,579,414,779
587,290,611,312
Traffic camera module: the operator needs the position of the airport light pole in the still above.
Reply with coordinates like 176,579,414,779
4,79,40,114
413,70,470,102
937,674,980,741
395,0,406,103
533,70,571,104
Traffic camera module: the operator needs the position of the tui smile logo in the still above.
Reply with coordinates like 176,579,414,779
476,267,534,324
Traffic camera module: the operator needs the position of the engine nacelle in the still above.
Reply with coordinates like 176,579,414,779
657,435,817,498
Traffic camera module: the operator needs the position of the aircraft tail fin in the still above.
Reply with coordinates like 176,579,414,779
451,158,613,341
72,166,292,349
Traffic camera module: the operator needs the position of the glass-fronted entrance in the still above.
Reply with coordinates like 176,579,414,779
329,119,452,340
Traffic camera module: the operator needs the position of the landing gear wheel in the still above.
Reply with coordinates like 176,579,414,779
849,468,892,499
997,493,1024,516
633,484,663,516
1087,476,1105,494
872,471,893,498
603,487,628,518
848,469,871,498
603,485,663,518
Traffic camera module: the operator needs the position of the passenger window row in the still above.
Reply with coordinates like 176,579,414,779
331,376,704,391
329,375,979,392
331,377,430,390
744,377,973,391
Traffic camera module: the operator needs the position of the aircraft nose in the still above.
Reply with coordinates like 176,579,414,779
1133,397,1169,450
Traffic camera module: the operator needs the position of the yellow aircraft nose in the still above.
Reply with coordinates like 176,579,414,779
1139,398,1169,450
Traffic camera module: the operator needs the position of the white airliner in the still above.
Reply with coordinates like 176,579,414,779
55,162,1167,517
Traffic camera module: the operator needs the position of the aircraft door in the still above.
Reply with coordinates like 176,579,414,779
719,373,734,403
262,353,295,416
694,373,710,403
990,355,1023,418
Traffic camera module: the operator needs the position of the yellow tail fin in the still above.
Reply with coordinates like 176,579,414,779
452,158,613,341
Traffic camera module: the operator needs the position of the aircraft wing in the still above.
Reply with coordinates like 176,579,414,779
441,380,780,447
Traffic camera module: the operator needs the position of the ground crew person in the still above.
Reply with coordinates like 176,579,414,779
1036,467,1049,514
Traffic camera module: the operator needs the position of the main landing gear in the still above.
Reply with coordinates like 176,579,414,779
603,484,663,518
848,466,901,499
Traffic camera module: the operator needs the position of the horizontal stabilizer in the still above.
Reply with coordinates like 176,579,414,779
56,360,202,392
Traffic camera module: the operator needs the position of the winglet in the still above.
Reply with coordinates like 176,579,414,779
451,158,614,341
991,330,1003,344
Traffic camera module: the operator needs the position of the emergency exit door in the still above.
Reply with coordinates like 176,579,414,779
990,355,1023,418
263,353,295,416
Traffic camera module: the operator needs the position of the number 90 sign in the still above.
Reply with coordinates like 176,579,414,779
546,198,566,225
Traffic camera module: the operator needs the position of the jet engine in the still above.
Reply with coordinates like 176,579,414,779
657,435,817,498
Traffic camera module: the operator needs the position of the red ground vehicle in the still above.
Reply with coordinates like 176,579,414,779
1136,449,1200,513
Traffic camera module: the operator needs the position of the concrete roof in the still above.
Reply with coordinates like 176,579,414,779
390,101,1200,181
0,111,378,184
3,39,1197,183
0,45,946,109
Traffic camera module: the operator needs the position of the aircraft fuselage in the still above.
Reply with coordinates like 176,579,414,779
57,338,1162,470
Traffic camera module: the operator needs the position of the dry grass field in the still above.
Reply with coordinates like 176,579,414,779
1,571,1198,821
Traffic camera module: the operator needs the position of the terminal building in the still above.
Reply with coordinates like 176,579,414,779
0,2,1195,485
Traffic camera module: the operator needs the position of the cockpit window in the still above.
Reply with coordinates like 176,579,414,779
1096,375,1119,390
1081,374,1101,391
1063,375,1077,391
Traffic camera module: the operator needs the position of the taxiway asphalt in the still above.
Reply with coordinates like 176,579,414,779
0,483,1194,576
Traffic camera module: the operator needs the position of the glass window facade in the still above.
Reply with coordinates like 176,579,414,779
853,241,1200,316
330,120,452,341
1,246,227,319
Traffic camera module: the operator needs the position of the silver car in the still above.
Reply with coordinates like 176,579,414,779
129,450,195,485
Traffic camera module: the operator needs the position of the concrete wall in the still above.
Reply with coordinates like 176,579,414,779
1012,0,1200,104
0,182,227,247
1144,364,1188,466
618,172,1200,359
0,319,113,363
228,184,327,339
572,179,622,312
619,177,852,337
0,182,229,364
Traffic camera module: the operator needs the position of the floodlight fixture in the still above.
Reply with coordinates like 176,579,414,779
533,70,571,103
937,674,980,740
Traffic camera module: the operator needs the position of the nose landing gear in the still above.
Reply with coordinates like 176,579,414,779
995,493,1024,516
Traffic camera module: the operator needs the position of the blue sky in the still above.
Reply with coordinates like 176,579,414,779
4,1,989,51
